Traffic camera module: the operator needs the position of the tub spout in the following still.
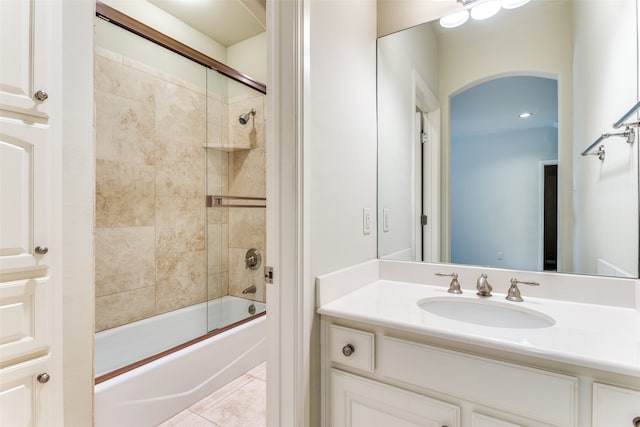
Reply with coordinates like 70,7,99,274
242,285,257,294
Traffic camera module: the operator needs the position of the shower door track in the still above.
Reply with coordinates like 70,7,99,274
95,1,267,95
95,311,266,385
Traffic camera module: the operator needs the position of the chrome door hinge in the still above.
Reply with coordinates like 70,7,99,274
265,266,273,284
421,214,428,226
421,131,428,144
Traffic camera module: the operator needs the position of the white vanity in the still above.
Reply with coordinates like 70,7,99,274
317,260,640,427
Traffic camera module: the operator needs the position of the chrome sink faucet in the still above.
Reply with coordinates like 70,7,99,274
476,273,493,297
506,278,539,302
435,272,462,294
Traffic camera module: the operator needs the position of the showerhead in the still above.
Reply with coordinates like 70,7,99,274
238,108,256,125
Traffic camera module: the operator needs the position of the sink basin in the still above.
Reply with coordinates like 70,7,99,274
417,297,555,329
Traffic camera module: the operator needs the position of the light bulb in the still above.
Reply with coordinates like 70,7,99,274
470,0,502,20
439,10,470,28
502,0,530,9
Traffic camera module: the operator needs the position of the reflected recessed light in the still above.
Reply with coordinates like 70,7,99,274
502,0,530,9
519,112,533,118
439,10,470,28
470,0,502,20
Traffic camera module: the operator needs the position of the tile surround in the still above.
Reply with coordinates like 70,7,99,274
95,48,267,332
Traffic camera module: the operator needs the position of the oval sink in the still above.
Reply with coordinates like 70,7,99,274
417,297,555,329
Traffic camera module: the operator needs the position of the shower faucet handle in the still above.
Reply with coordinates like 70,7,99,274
245,248,262,270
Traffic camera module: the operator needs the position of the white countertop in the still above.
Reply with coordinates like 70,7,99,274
317,279,640,378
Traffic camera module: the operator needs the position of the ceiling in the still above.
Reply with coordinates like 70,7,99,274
450,76,559,139
147,0,266,47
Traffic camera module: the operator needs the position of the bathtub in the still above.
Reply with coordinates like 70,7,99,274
94,296,266,427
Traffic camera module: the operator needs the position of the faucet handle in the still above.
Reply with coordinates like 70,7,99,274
435,272,462,294
506,277,540,302
476,273,493,297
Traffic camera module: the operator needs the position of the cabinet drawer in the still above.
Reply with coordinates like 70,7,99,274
331,369,460,427
379,336,577,426
329,325,374,373
0,278,51,362
593,383,640,426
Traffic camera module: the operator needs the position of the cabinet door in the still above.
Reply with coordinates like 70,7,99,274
331,369,460,427
472,413,524,427
0,356,52,427
593,383,640,426
0,118,50,275
0,0,51,117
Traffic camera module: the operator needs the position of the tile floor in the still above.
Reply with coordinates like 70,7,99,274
157,362,266,427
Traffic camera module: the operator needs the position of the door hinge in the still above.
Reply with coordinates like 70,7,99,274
265,266,273,284
421,214,428,226
421,131,428,144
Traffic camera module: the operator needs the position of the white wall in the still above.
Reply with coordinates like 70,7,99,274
573,0,638,276
62,0,95,425
377,22,438,259
451,126,558,270
100,0,227,63
228,32,267,85
438,0,573,265
306,0,378,425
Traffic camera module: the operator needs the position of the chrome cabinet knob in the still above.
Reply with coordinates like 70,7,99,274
37,373,50,384
633,417,640,427
35,245,49,255
342,344,355,357
34,90,49,102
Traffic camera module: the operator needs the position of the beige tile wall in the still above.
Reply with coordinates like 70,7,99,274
95,48,266,332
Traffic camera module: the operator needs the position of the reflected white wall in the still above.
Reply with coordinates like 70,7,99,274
573,0,638,277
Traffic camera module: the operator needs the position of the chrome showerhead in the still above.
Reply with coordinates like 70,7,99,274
239,108,256,125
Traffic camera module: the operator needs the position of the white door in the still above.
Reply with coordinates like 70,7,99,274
413,111,423,261
0,0,61,425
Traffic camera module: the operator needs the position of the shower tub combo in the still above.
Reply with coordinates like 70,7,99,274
95,296,266,427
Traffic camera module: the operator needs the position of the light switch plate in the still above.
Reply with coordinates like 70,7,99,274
363,208,371,235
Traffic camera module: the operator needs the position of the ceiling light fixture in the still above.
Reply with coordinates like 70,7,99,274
470,0,502,20
439,10,470,28
501,0,530,9
519,112,533,118
440,0,530,28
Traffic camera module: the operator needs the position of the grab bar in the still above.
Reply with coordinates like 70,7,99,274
581,127,635,160
613,100,640,128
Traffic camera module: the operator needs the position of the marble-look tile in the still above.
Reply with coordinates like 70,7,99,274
208,207,229,225
228,208,266,249
198,378,266,427
95,91,155,165
156,197,206,254
208,272,229,300
156,157,206,198
228,148,266,198
246,362,266,381
95,286,156,332
156,251,207,314
95,55,156,105
154,80,206,152
228,95,265,150
95,226,155,297
207,224,229,273
228,248,264,302
206,149,229,196
157,410,219,427
96,160,155,227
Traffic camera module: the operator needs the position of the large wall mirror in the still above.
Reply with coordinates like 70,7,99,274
377,0,640,277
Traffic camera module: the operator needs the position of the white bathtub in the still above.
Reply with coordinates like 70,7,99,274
94,296,266,427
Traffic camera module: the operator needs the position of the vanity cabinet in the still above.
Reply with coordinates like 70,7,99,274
331,369,460,427
592,383,640,426
323,320,640,427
